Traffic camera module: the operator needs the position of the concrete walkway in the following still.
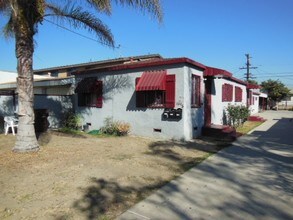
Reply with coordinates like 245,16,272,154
117,111,293,220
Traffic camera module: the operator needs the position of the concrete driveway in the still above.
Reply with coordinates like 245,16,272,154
117,111,293,220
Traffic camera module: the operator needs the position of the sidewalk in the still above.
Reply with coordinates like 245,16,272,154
117,111,293,220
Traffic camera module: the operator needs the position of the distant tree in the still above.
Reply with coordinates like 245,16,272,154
0,0,163,152
247,79,258,85
261,79,290,109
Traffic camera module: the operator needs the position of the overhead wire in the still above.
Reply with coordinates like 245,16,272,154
43,18,120,49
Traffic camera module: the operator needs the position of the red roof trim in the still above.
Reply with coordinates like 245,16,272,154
247,83,261,89
204,67,247,86
204,67,233,78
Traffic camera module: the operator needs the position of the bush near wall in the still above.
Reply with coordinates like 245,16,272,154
226,105,250,128
100,117,131,136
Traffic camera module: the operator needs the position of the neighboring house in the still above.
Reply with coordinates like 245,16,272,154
0,71,74,129
247,84,268,114
203,67,247,126
0,71,18,116
259,92,268,111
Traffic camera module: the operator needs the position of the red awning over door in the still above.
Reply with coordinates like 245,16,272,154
136,70,167,91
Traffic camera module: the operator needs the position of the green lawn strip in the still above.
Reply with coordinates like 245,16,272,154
236,121,264,135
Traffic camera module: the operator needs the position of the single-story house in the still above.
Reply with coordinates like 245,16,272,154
34,54,206,140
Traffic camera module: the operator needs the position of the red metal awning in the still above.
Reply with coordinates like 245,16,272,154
136,70,167,91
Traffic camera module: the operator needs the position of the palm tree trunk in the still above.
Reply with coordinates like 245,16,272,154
12,3,39,152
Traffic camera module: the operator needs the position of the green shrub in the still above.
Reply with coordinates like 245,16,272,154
226,105,250,128
100,117,130,136
61,110,82,130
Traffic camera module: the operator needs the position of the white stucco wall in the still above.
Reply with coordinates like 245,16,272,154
249,94,259,115
211,78,247,125
75,65,204,141
34,95,73,128
0,71,17,84
184,67,205,139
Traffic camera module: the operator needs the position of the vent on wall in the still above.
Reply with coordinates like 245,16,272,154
153,128,162,133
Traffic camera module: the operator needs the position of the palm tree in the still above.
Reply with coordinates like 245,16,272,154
0,0,162,152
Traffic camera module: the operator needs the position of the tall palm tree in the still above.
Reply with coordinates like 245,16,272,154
0,0,162,152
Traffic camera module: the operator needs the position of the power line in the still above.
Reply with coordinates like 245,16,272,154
257,75,293,78
43,18,120,49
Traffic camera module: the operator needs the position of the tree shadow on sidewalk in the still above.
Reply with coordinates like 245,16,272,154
59,177,170,220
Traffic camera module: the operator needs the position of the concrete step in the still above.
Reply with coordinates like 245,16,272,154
202,125,237,141
248,116,266,122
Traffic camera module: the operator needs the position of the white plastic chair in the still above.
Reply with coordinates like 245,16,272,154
4,116,18,135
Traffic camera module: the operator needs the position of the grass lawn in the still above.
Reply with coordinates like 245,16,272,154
0,131,229,220
236,121,264,135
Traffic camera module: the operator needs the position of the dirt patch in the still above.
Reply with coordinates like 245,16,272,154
0,131,230,219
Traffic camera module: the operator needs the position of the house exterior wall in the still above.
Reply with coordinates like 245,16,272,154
185,67,205,139
34,86,73,95
249,94,259,115
34,95,73,128
75,65,204,141
0,71,17,84
0,82,73,130
211,78,247,125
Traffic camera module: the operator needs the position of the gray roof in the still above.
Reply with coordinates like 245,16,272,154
34,54,162,74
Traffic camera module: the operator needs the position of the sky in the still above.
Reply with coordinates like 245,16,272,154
1,0,293,88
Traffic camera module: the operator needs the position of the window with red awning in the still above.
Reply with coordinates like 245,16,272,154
136,71,175,108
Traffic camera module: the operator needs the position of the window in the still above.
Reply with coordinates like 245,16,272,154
75,78,103,108
136,90,166,108
191,75,201,107
136,72,175,108
222,83,233,102
235,86,242,102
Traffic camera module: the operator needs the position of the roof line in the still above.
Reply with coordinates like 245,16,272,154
34,54,162,73
73,57,206,75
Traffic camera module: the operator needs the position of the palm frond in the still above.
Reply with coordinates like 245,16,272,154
46,3,114,47
2,14,14,38
114,0,163,23
0,0,10,13
86,0,112,14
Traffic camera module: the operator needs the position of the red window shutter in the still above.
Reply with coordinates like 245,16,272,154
235,86,242,102
222,84,233,102
96,80,103,108
136,77,145,107
222,84,227,102
165,75,175,108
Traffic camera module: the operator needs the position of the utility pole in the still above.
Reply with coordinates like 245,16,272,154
240,54,257,82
